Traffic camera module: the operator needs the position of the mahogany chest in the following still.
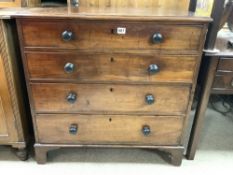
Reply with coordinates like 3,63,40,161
15,7,211,165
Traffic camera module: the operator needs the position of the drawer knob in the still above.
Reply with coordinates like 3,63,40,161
142,125,151,136
66,92,77,104
69,124,78,135
152,33,163,44
145,94,155,105
62,30,73,41
148,64,159,74
231,79,233,87
64,63,75,73
71,0,79,7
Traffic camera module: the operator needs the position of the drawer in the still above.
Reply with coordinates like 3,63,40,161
212,74,233,91
217,58,233,72
36,114,184,145
19,19,203,52
30,83,190,115
26,52,196,84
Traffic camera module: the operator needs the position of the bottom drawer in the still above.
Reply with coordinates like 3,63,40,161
212,74,233,91
36,115,184,146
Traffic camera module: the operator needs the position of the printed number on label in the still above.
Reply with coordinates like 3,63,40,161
116,27,127,35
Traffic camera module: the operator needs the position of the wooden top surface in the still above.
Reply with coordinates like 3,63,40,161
0,7,212,22
206,29,233,57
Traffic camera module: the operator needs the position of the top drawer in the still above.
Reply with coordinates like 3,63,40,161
18,19,203,53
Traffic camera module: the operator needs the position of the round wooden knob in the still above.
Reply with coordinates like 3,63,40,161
145,94,155,105
148,64,159,74
142,125,151,136
64,63,75,73
69,124,78,135
71,0,79,7
152,33,163,44
62,30,73,41
66,92,77,104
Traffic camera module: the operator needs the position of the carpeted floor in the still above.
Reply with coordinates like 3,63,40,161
0,107,232,175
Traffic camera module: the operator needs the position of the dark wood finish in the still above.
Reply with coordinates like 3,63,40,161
219,1,233,29
186,0,233,157
159,147,184,166
204,0,226,50
34,144,58,164
217,58,233,72
212,74,233,91
15,7,210,165
30,83,190,115
0,19,29,160
0,7,210,22
34,143,184,165
187,27,233,159
168,149,184,166
14,148,28,161
186,0,233,159
26,52,197,84
19,19,203,53
189,0,197,12
228,5,233,31
186,57,219,160
36,114,183,145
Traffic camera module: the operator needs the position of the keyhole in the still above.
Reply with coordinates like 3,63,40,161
110,88,114,92
110,57,114,62
109,118,112,122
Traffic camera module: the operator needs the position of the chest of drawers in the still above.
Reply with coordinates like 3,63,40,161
15,7,211,165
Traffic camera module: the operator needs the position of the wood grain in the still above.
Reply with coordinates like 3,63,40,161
30,83,190,115
15,9,210,164
0,7,211,22
36,114,184,145
23,0,41,7
0,19,28,155
34,143,184,165
217,58,233,72
19,19,203,53
0,91,8,136
186,56,219,160
76,0,190,11
0,20,17,143
25,52,197,84
212,74,233,90
0,0,21,7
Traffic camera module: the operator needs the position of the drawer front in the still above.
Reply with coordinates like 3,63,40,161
212,74,233,90
36,114,183,145
31,83,190,115
19,19,203,52
26,52,196,84
217,58,233,72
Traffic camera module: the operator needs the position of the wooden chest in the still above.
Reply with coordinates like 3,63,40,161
0,18,29,160
15,7,211,165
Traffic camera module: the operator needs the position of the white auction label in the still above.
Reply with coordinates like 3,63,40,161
116,27,127,35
